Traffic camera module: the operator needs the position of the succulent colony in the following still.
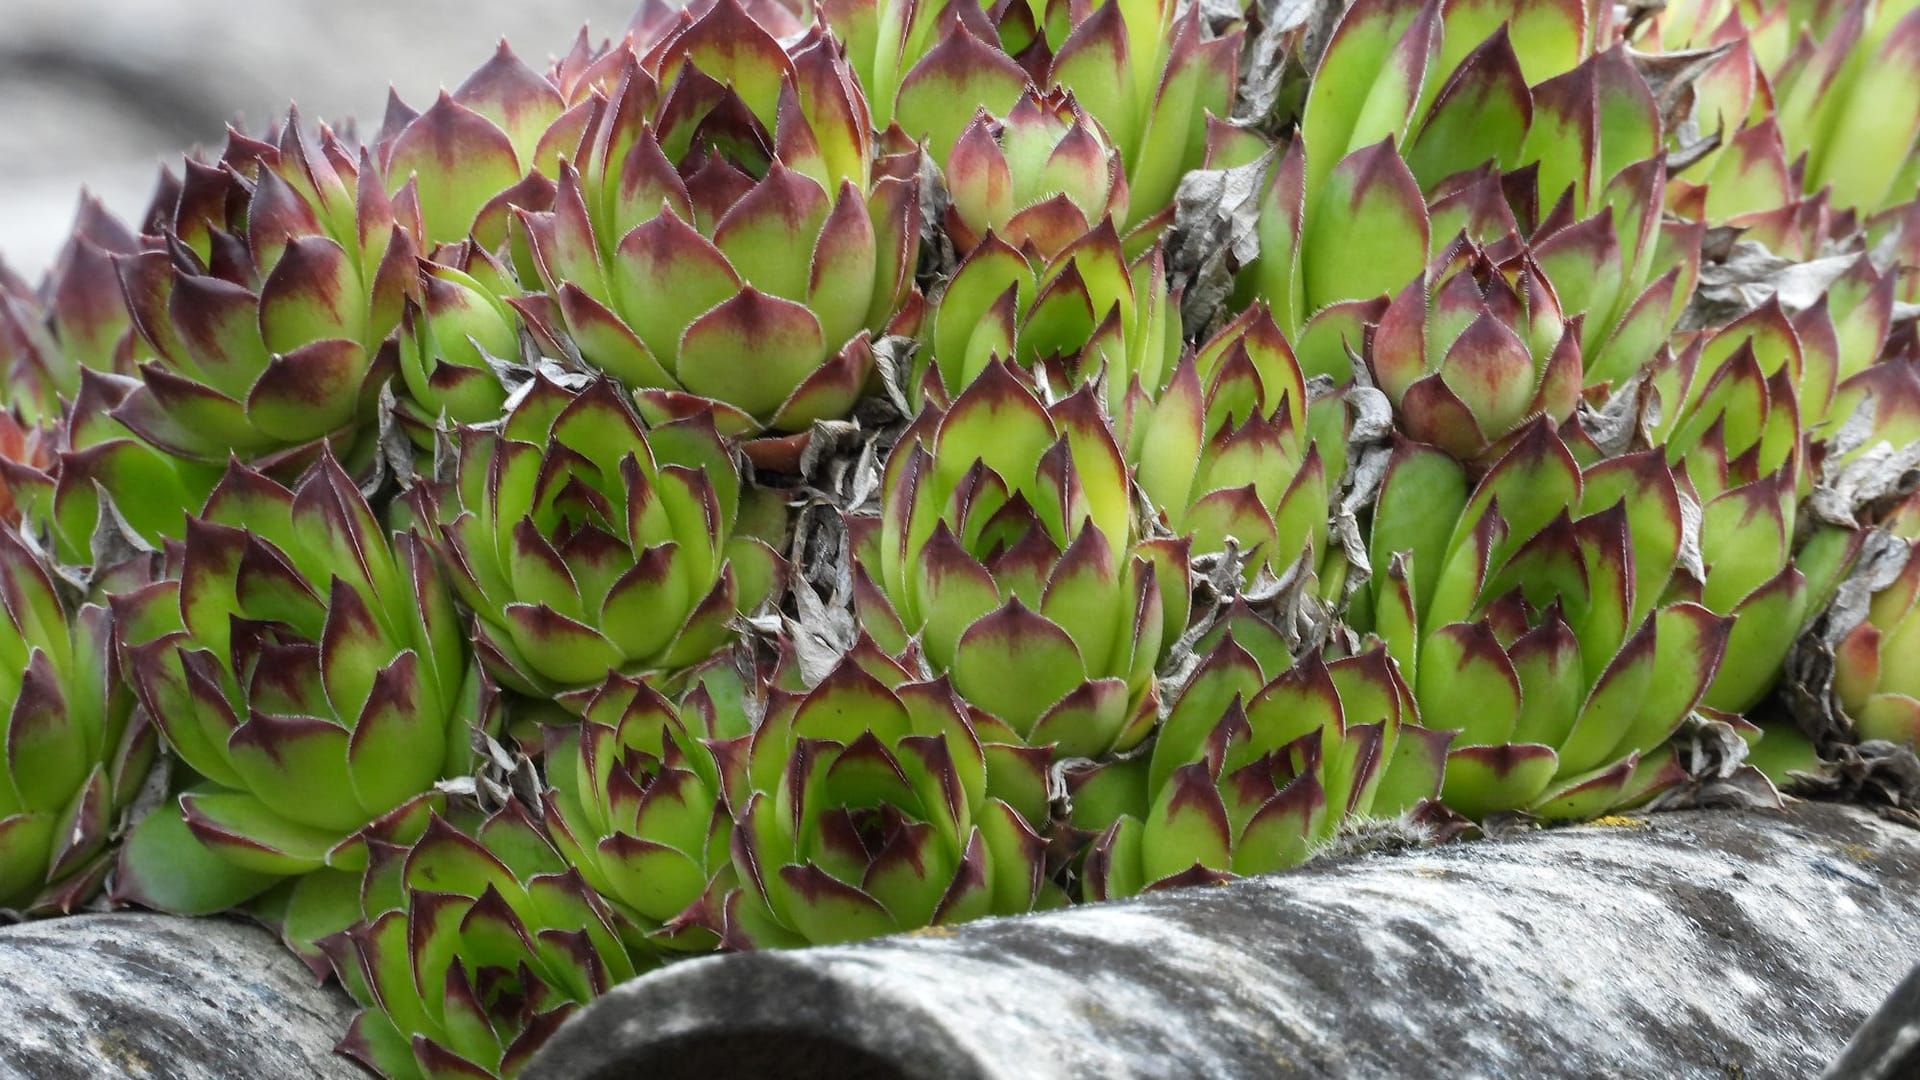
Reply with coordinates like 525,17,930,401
1,0,1917,1074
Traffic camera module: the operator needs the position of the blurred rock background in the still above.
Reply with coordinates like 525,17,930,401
0,0,640,278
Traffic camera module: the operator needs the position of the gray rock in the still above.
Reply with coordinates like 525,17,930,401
1824,961,1920,1079
0,912,360,1080
529,804,1920,1080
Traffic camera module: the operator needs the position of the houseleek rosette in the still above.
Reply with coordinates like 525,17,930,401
543,672,739,950
1250,0,1693,391
0,196,151,423
0,181,209,561
822,0,1029,157
1836,492,1920,745
1366,422,1733,819
1631,0,1786,183
1822,364,1920,742
320,804,639,1080
1369,242,1582,462
852,360,1187,765
1769,0,1920,215
1084,633,1453,898
1533,158,1701,392
1628,0,1920,222
1044,0,1240,233
5,369,221,567
1648,305,1867,712
921,224,1178,409
0,411,52,530
375,39,580,247
0,267,62,424
1652,303,1812,492
393,244,524,441
1114,303,1338,576
726,651,1049,947
0,535,156,912
518,23,921,435
112,455,481,910
1822,360,1920,492
822,0,1236,235
1813,257,1903,394
113,120,416,469
1501,48,1702,392
943,87,1130,260
428,375,780,702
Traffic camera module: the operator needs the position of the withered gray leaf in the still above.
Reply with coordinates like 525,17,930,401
870,334,920,418
1167,151,1274,340
1783,532,1911,752
1626,44,1733,134
784,574,857,687
1810,394,1920,526
1778,740,1920,809
371,379,419,496
1686,239,1860,327
1641,713,1782,812
1236,0,1339,129
1577,370,1659,457
1822,529,1910,646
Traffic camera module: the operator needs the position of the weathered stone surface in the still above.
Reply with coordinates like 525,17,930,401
530,804,1920,1080
0,912,359,1080
1825,961,1920,1079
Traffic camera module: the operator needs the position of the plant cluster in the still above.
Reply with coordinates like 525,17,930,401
0,0,1916,1075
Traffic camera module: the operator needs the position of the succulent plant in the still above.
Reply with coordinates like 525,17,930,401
852,361,1187,762
1369,240,1582,462
1248,0,1582,340
5,370,221,567
113,119,416,469
1645,0,1920,218
1252,0,1694,392
112,455,481,907
942,87,1130,260
542,672,740,949
1694,473,1861,715
0,411,54,529
0,0,1916,1065
1835,493,1920,744
1366,424,1733,818
517,22,922,436
0,535,156,912
1529,167,1702,394
1885,199,1920,306
1633,0,1789,123
920,224,1178,408
1651,303,1813,489
0,197,153,424
321,804,639,1080
1114,303,1337,576
1037,0,1241,233
1639,303,1883,711
823,1,1029,167
426,376,780,702
1822,351,1920,478
1251,134,1429,362
374,41,574,248
1671,119,1833,258
1084,639,1452,898
1770,0,1920,216
726,651,1050,947
826,0,1236,235
393,244,525,441
1813,257,1901,392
